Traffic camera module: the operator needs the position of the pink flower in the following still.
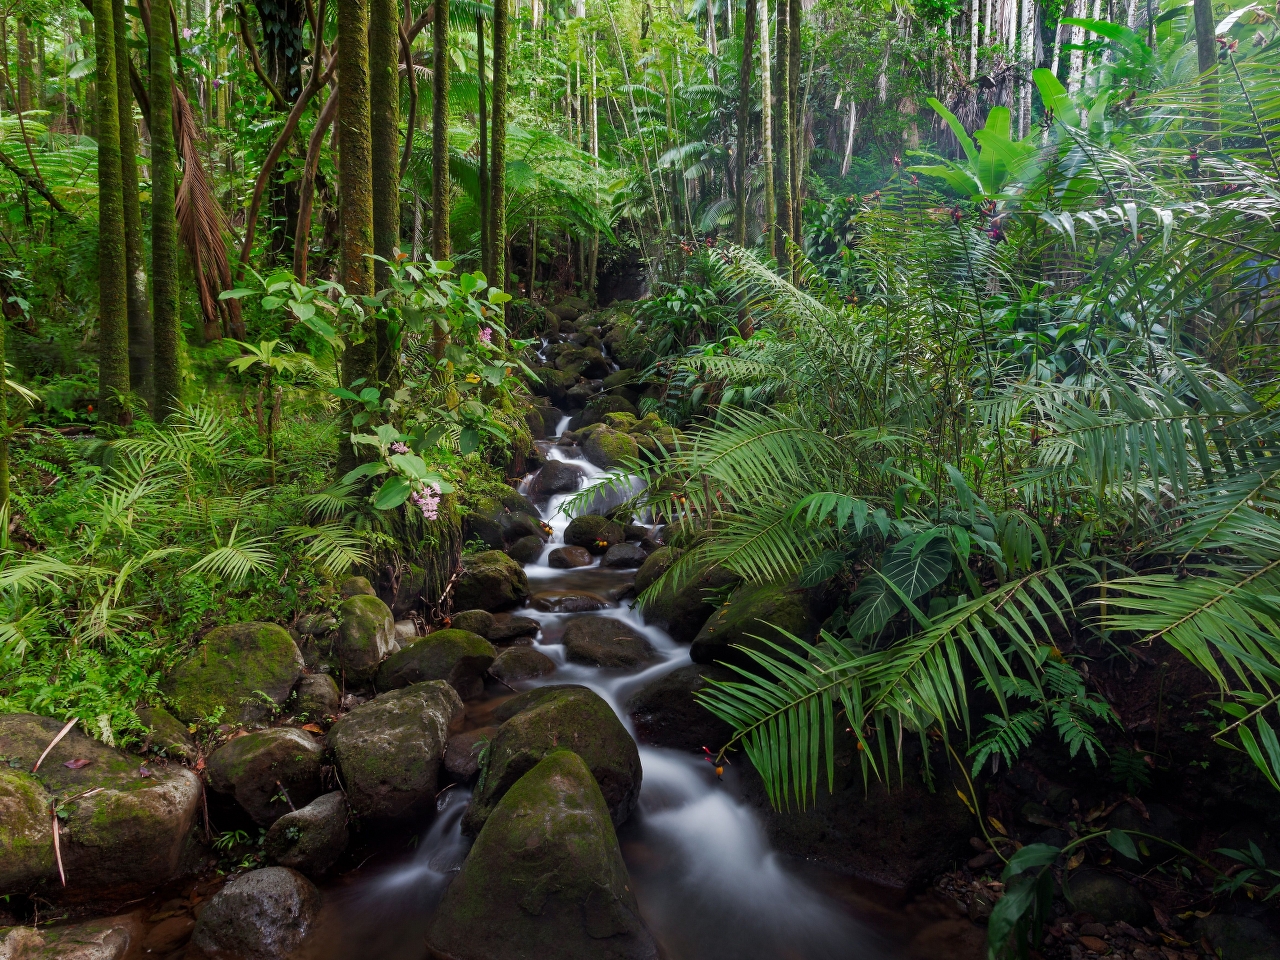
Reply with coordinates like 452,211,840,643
479,327,492,344
182,27,193,39
390,441,409,454
410,482,441,521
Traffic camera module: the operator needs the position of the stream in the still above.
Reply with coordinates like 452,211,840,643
295,416,967,960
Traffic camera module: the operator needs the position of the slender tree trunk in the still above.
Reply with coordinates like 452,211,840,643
431,0,450,271
114,0,153,411
370,0,399,382
95,0,130,428
152,0,181,421
788,0,800,249
1192,0,1218,138
17,18,32,113
758,0,774,250
772,0,791,268
338,0,376,470
734,0,755,245
841,97,856,176
489,0,508,293
0,296,8,509
970,0,979,77
478,13,490,278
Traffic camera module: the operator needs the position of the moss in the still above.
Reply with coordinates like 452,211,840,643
375,628,496,694
583,428,640,470
0,767,55,892
136,705,195,760
162,622,303,724
563,515,624,553
602,411,639,431
689,581,819,669
335,594,396,685
601,368,638,391
206,728,324,825
453,550,530,612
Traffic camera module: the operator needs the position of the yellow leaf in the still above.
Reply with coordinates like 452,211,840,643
1067,850,1085,870
956,788,976,815
988,816,1008,836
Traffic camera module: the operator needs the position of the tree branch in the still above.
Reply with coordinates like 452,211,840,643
293,87,338,283
399,21,417,180
0,148,69,214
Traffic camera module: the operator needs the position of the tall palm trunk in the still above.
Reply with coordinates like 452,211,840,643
94,0,130,428
151,0,181,421
734,0,756,245
338,0,376,470
772,0,791,269
788,0,801,250
0,295,8,509
114,0,153,411
1193,0,1218,138
431,0,451,356
489,0,509,294
370,0,399,381
758,0,774,251
17,18,32,113
478,14,490,279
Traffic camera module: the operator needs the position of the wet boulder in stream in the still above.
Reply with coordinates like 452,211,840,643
561,616,659,669
461,685,641,836
206,726,324,825
602,542,648,568
427,750,658,960
635,550,740,644
527,460,586,500
563,515,624,553
627,663,738,753
376,628,496,700
264,791,349,875
192,867,321,960
505,535,545,564
488,614,541,644
583,427,640,470
450,609,495,637
453,551,530,612
162,621,304,724
489,646,557,682
334,594,398,686
548,545,594,568
690,581,820,670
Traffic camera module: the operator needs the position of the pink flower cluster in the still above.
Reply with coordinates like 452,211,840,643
479,327,492,344
411,482,441,521
390,441,409,454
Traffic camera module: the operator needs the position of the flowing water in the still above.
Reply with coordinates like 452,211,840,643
301,419,952,960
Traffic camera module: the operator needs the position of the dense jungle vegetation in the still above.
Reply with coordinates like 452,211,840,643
2,0,1280,951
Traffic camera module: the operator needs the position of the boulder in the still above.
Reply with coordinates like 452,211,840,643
1194,915,1280,960
549,545,594,568
335,594,398,685
495,486,540,518
561,617,659,669
451,609,495,637
528,461,586,500
136,705,196,761
395,620,419,641
463,496,507,551
633,546,676,595
462,685,641,835
505,535,545,564
292,674,340,719
376,629,496,700
602,368,638,392
339,576,377,598
328,681,464,820
443,727,498,783
530,591,611,613
427,751,658,960
584,428,639,470
568,395,640,432
1064,869,1152,925
264,792,349,876
453,551,530,612
163,622,304,724
490,646,557,683
637,554,740,644
500,512,547,544
385,564,427,618
551,295,591,321
0,713,202,897
564,515,625,553
295,613,336,638
626,664,737,752
602,543,647,568
489,614,541,644
0,914,146,960
533,368,578,407
689,581,819,669
192,867,321,960
207,727,324,825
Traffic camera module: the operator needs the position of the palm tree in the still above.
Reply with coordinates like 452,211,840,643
371,0,400,381
151,0,181,421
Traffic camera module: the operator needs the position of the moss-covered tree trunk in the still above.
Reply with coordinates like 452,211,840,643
338,0,376,471
734,0,756,246
772,0,791,271
758,0,774,251
477,14,490,280
431,0,451,357
1193,0,1218,139
0,303,8,509
151,0,181,421
115,0,153,412
17,18,33,114
788,0,801,254
370,0,399,382
489,0,508,293
94,0,130,429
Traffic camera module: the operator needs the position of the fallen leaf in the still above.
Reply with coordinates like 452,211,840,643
1078,935,1109,953
301,723,324,734
1067,850,1086,870
988,816,1008,836
63,758,92,769
139,766,153,777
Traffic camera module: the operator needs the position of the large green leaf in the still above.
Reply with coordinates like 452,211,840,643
1033,68,1079,128
845,574,904,640
882,535,953,600
926,97,977,165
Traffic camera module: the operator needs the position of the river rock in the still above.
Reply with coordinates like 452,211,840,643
690,581,819,669
463,495,508,551
0,914,146,960
530,591,611,613
162,622,304,724
264,791,349,876
444,727,499,782
0,713,202,897
549,545,594,568
207,727,324,826
427,751,658,960
136,705,196,761
339,576,377,598
451,609,495,637
328,681,464,820
462,685,641,836
489,614,541,643
192,867,321,960
1065,869,1152,925
1194,915,1280,960
627,664,737,752
568,394,640,432
292,673,341,719
490,646,557,683
564,515,624,553
529,460,586,500
335,594,398,686
584,427,640,470
602,543,647,568
562,617,659,669
453,550,530,612
636,552,740,643
505,534,545,564
376,629,496,700
500,511,547,544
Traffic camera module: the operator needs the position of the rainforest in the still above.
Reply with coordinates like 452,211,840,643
0,0,1278,957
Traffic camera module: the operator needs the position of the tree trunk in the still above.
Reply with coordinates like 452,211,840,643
431,0,450,267
841,98,856,176
788,0,801,249
970,0,979,77
734,0,755,245
95,0,131,428
478,14,490,278
489,0,508,293
0,290,8,509
758,0,774,250
152,0,181,421
17,18,33,113
115,0,154,411
370,0,399,381
338,0,376,470
1192,0,1218,138
772,0,790,268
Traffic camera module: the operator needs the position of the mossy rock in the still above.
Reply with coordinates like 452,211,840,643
375,629,496,700
136,705,196,761
264,791,349,876
207,727,324,826
162,622,304,725
532,367,578,405
563,515,624,553
489,646,557,683
505,534,545,564
327,682,464,821
0,713,202,897
450,609,495,638
583,427,640,470
335,594,397,686
192,867,321,960
638,557,740,644
602,368,639,392
561,617,659,669
626,664,737,753
1066,869,1152,925
461,685,641,836
427,751,657,960
689,581,819,669
291,674,340,719
568,394,639,432
0,914,146,960
463,495,507,551
339,576,377,598
602,411,640,432
453,550,530,612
